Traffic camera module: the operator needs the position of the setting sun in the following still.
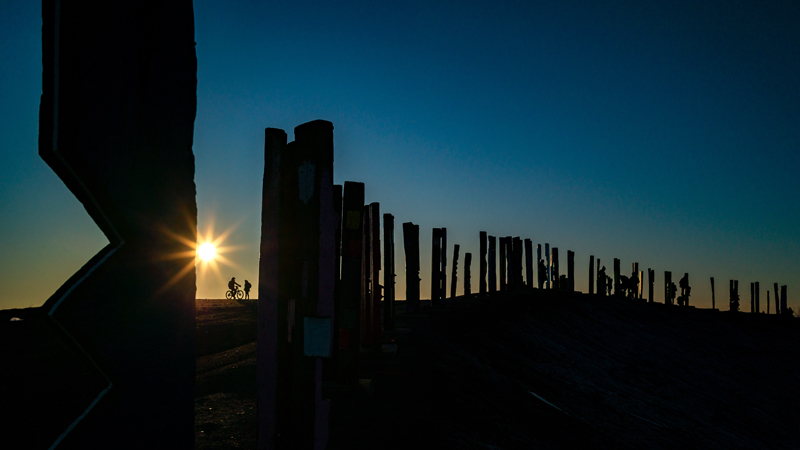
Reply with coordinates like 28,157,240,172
198,243,216,262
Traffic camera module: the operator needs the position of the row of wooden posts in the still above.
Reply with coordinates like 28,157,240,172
255,120,790,450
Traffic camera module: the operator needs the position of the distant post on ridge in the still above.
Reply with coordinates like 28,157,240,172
538,244,544,289
361,205,372,348
383,213,395,331
499,237,507,292
589,255,595,295
368,203,381,351
451,244,460,299
431,228,442,307
567,250,575,292
614,258,621,297
780,285,788,315
479,232,488,295
441,228,448,303
551,248,560,290
464,253,472,297
664,271,672,305
525,239,534,289
750,282,755,313
774,283,780,314
648,269,654,303
488,236,497,293
545,243,551,289
402,222,420,313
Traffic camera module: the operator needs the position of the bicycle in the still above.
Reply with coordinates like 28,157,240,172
226,287,244,300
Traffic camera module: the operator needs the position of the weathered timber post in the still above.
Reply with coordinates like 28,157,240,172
368,203,382,351
402,222,420,314
632,263,639,299
589,255,595,295
755,282,760,313
515,237,524,290
37,2,197,446
734,280,740,310
774,283,780,314
545,243,551,289
441,228,448,303
525,239,534,289
780,285,788,315
750,282,755,313
464,253,472,297
383,213,395,331
648,269,654,303
567,250,575,291
479,232,488,295
551,248,560,290
431,228,442,306
664,271,672,305
596,258,602,296
361,206,372,348
258,120,335,449
614,259,621,297
323,184,343,381
766,290,770,314
488,236,497,293
337,182,364,382
451,245,460,299
710,277,715,310
537,244,543,289
499,237,507,292
639,271,644,299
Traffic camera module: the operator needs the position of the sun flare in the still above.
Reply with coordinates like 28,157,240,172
198,243,216,262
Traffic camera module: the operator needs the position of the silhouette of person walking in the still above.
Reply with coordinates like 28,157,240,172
244,279,252,299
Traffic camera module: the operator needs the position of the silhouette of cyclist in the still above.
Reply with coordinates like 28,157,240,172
244,280,252,299
229,277,240,294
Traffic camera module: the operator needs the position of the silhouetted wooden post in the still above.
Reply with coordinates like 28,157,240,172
589,255,595,294
774,283,780,314
450,244,460,299
338,182,364,382
361,206,372,348
567,250,575,291
464,253,472,297
403,222,420,314
755,282,760,313
324,184,343,381
780,285,788,315
368,203,381,351
632,263,639,299
710,277,715,310
525,239,534,288
258,121,335,449
614,259,621,297
648,269,654,303
538,244,544,289
750,282,755,313
488,236,497,293
734,280,739,310
767,290,770,314
441,228,448,303
383,214,395,331
551,248,560,290
596,258,602,295
499,237,507,292
479,232,487,295
431,228,442,306
545,243,551,289
639,271,644,299
664,271,672,305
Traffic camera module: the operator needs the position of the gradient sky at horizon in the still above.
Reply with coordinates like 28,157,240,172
1,0,798,311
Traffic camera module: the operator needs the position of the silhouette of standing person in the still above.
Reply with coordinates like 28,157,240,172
244,279,252,299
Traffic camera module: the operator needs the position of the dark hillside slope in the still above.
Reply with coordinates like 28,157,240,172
329,292,800,449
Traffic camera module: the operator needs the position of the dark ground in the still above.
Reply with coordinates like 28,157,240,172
3,292,799,449
194,291,800,449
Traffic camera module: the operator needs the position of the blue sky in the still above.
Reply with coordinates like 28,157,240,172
1,0,798,310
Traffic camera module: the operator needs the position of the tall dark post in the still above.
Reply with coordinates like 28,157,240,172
710,277,715,310
525,239,534,289
513,237,523,290
750,282,755,313
614,259,621,297
337,182,364,383
258,121,335,449
441,228,448,303
383,214,395,331
767,290,770,314
545,244,551,289
488,236,497,293
431,228,442,306
451,245,460,299
648,269,654,303
664,271,672,305
632,262,639,299
735,280,740,310
402,223,420,313
756,281,761,313
464,253,472,297
551,248,560,290
537,244,544,289
596,258,602,295
780,285,788,315
361,206,372,348
774,283,780,314
324,184,343,380
499,237,507,292
368,203,382,351
479,232,488,295
589,255,595,295
567,250,575,292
